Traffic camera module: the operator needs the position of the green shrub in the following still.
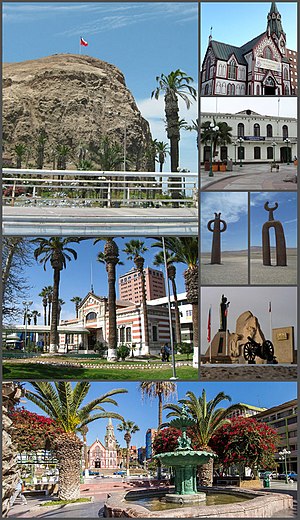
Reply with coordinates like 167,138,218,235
177,342,194,360
117,344,130,361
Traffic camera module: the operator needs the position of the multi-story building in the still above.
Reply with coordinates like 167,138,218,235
119,267,166,303
201,2,295,96
226,403,267,419
255,399,297,472
148,292,193,344
200,110,297,164
145,428,157,460
286,48,298,95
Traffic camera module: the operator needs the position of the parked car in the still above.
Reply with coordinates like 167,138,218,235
259,471,277,479
113,470,126,476
278,472,297,481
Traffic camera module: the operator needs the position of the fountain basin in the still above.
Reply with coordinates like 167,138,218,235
104,486,293,518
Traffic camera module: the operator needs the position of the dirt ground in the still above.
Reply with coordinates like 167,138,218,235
201,252,248,285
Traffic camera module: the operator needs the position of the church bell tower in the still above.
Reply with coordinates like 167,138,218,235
104,418,116,450
267,2,286,54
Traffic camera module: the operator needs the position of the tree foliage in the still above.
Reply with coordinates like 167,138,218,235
210,416,279,471
9,408,63,452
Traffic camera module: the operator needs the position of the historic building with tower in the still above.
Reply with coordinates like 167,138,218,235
88,419,121,470
201,2,295,96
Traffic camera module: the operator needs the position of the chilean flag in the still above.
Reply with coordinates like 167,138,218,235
80,37,88,47
207,306,212,343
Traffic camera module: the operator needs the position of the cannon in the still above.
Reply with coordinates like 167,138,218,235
243,336,278,364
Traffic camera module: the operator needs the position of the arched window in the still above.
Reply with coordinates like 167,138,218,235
248,84,252,95
241,85,245,95
266,77,275,87
282,125,288,139
222,82,226,94
125,327,132,342
231,84,235,95
264,47,273,60
216,82,221,94
266,124,273,137
267,147,273,159
283,68,289,80
237,123,245,137
205,58,211,81
227,84,231,95
152,325,158,342
254,147,261,159
218,63,223,76
256,85,260,95
236,84,240,95
228,60,237,80
204,84,209,95
284,85,289,95
86,312,97,321
119,327,125,343
254,123,260,137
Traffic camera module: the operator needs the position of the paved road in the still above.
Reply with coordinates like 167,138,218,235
201,163,297,191
2,206,197,236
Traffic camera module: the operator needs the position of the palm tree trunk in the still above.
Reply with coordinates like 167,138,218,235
140,269,150,353
157,393,163,480
192,302,198,350
43,302,47,351
184,265,198,352
198,457,214,487
50,268,60,352
54,433,83,500
106,262,118,361
2,239,22,295
171,278,181,344
125,438,131,477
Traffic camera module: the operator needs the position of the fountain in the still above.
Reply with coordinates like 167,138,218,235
153,406,215,504
104,407,293,517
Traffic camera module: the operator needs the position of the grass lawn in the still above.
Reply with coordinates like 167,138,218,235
3,362,198,380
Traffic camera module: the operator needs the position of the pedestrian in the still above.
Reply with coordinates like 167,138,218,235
10,479,27,507
227,158,233,171
163,342,171,362
160,345,165,362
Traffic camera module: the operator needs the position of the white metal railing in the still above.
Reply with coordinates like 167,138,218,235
2,169,198,208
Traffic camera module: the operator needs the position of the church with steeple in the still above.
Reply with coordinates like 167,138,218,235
88,419,121,470
200,2,295,96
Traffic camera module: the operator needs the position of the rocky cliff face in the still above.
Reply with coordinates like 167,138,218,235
3,54,153,170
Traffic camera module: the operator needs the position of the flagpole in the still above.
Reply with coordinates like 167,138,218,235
208,305,212,363
225,307,228,356
269,301,272,340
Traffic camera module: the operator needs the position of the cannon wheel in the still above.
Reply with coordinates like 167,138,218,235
243,342,256,362
262,340,274,359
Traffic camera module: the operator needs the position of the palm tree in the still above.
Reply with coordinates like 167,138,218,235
56,144,70,170
152,237,198,357
153,249,181,345
117,420,140,477
95,238,123,361
31,310,41,326
164,390,248,486
185,118,199,149
26,382,127,500
91,136,124,171
36,129,47,169
57,298,65,324
201,119,232,162
151,70,196,172
140,382,177,480
14,144,27,169
38,286,52,350
70,296,82,319
123,240,149,352
32,238,80,352
79,425,89,475
153,140,170,173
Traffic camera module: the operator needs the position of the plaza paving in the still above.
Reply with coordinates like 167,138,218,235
200,364,297,381
8,480,297,518
201,163,297,191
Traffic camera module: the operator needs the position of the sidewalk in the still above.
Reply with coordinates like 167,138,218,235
201,163,297,191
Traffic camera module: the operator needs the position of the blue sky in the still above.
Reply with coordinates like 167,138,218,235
18,237,187,322
3,2,198,172
20,381,297,447
201,192,248,252
250,192,297,247
201,286,297,353
201,1,297,62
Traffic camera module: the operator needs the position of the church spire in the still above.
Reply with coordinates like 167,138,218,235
267,2,285,40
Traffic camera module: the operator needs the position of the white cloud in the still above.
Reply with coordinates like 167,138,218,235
201,192,248,227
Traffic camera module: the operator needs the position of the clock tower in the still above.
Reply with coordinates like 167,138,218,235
104,418,117,450
267,2,286,54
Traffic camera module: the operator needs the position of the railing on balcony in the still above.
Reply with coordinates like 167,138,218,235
2,169,198,208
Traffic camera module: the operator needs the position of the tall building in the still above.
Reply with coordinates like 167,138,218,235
145,428,157,460
226,403,267,419
119,267,166,303
255,399,297,472
201,2,295,96
286,48,298,94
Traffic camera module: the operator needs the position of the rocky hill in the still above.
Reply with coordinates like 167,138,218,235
3,54,154,170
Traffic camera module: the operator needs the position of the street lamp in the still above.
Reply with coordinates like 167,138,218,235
208,122,219,177
233,141,238,166
237,137,244,167
278,448,291,484
22,300,33,350
272,141,277,164
284,138,291,165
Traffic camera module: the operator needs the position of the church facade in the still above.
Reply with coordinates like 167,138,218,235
88,419,121,470
201,2,295,96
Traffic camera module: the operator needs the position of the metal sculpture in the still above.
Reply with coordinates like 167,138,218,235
262,202,287,266
243,336,278,364
219,294,230,332
207,212,227,264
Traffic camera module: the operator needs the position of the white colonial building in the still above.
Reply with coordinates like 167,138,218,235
200,109,297,164
201,2,295,96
